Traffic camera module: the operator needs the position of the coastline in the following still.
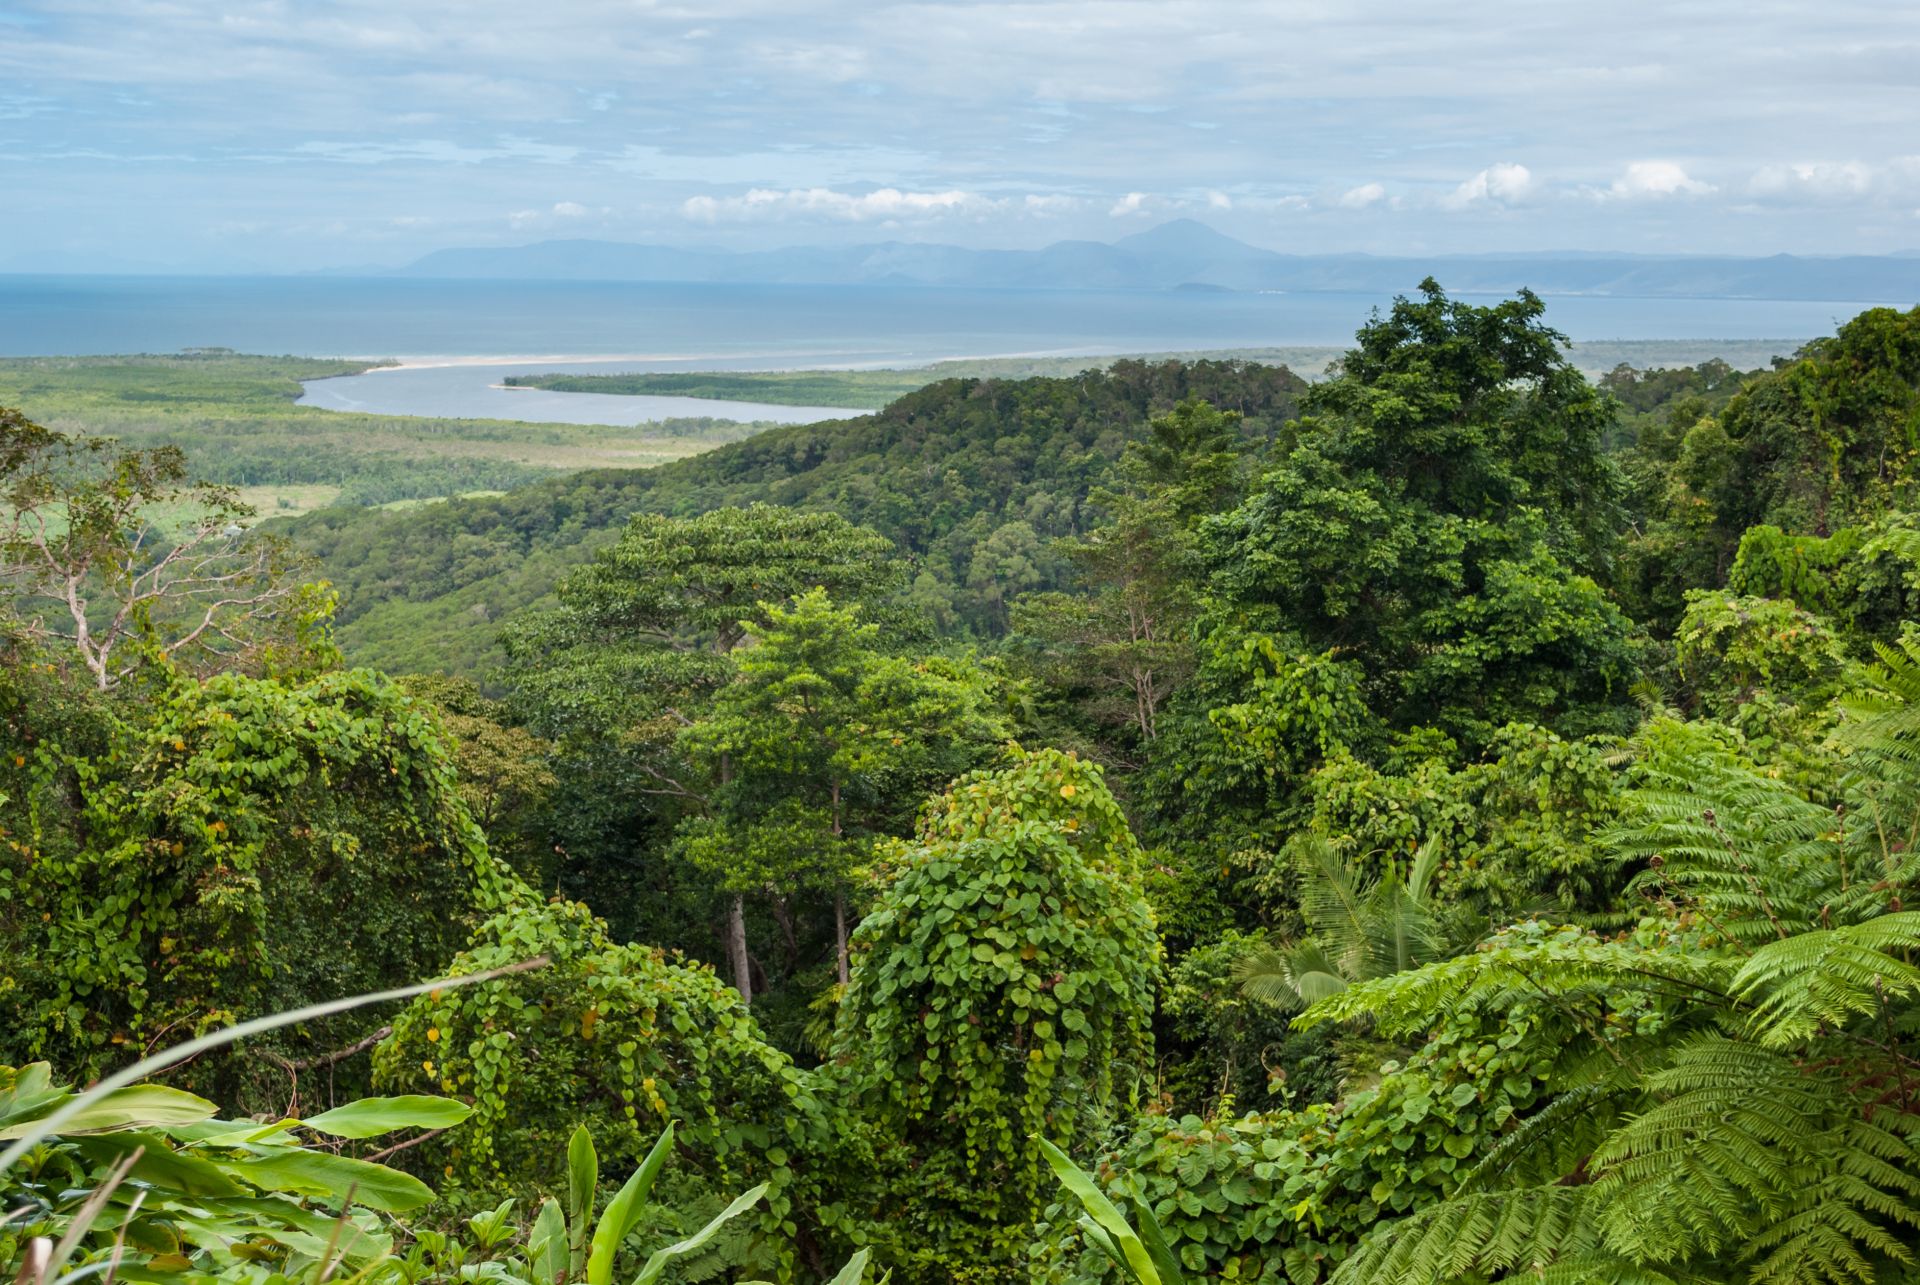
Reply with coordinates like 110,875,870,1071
363,344,1121,372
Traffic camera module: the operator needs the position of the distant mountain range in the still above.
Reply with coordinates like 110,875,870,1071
389,219,1920,302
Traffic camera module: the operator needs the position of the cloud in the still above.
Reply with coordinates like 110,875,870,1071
1206,190,1233,209
290,137,581,167
9,0,1920,265
752,42,869,83
1443,163,1534,209
681,186,999,223
1607,160,1712,199
510,200,600,228
1023,193,1077,215
1339,182,1386,209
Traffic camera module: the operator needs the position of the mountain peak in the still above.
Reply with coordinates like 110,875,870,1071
1112,219,1271,260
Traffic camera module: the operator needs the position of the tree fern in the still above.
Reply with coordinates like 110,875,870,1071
1329,1185,1602,1283
1731,911,1920,1044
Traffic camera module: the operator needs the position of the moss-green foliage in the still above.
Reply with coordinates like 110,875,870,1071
1031,997,1562,1285
1728,518,1920,644
0,662,511,1109
1275,668,1920,1285
1616,306,1920,628
1204,283,1640,748
373,899,863,1265
1673,590,1853,718
835,748,1159,1278
1294,723,1622,917
282,359,1309,672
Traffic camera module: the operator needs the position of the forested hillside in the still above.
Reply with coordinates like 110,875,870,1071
7,285,1920,1285
287,358,1309,672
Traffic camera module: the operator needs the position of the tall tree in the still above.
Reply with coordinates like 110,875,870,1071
1205,281,1638,745
679,588,1008,985
1013,398,1250,753
504,504,902,1002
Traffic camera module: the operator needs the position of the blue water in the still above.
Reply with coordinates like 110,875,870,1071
0,275,1875,360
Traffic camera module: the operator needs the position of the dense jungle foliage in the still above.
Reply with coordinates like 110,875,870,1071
6,283,1920,1285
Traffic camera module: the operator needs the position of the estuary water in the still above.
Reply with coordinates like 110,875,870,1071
296,360,871,426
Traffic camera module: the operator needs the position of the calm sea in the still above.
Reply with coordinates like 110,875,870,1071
0,275,1877,360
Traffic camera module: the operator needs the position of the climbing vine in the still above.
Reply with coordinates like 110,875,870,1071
0,663,513,1107
375,896,871,1278
834,747,1160,1278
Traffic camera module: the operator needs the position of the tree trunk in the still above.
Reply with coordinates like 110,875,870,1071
831,779,850,986
726,893,753,1005
717,747,752,1003
834,889,850,987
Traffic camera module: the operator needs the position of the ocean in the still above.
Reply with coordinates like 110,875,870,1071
0,274,1876,361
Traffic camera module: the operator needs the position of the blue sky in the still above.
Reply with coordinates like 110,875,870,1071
2,0,1917,272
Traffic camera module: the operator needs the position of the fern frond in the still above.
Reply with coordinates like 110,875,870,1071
1731,911,1920,1045
1607,726,1841,935
1458,1082,1632,1192
1528,1259,1696,1285
1297,924,1731,1036
1329,1185,1600,1284
1591,1036,1920,1282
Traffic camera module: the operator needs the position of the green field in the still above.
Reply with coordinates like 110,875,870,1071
0,351,788,514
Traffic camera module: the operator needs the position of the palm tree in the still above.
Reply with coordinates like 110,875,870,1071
1233,836,1480,1011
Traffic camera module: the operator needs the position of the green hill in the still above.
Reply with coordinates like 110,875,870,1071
284,358,1310,674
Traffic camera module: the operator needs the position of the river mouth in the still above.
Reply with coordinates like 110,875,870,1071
297,356,875,426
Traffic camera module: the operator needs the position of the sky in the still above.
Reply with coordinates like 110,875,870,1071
2,0,1918,272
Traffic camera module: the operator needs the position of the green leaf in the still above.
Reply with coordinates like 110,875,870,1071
529,1196,567,1285
587,1122,676,1285
0,1084,218,1139
1038,1137,1162,1285
1127,1189,1189,1285
1078,1215,1130,1280
825,1247,872,1285
631,1182,768,1285
216,1148,436,1212
568,1123,597,1279
300,1095,474,1139
72,1131,247,1198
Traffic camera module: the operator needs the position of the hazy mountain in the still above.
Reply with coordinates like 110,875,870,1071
393,220,1920,302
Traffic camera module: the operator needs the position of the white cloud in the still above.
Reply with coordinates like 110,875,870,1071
1339,182,1386,209
682,186,998,223
1206,189,1233,209
1443,163,1534,208
1608,160,1712,199
509,201,599,229
1023,193,1077,215
1109,191,1150,217
1749,160,1872,198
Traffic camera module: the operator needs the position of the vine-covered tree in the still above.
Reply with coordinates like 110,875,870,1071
834,748,1159,1277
